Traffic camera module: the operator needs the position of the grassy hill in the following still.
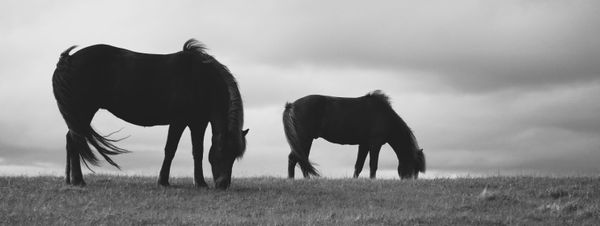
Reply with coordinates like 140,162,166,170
1,175,599,225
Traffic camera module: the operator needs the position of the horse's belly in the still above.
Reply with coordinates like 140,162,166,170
106,107,170,126
319,131,363,145
321,136,360,145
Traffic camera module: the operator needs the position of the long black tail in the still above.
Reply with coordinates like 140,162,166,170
53,46,129,169
282,102,319,177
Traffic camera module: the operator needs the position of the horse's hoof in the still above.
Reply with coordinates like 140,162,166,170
158,181,170,187
194,182,208,188
72,181,86,186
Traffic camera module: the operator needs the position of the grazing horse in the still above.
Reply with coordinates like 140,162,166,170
283,90,425,179
52,39,248,189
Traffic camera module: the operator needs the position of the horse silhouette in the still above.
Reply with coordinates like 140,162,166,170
52,39,248,189
283,90,425,179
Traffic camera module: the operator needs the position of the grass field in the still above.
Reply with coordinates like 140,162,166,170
1,175,599,225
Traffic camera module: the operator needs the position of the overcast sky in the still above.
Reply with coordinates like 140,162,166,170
1,0,599,178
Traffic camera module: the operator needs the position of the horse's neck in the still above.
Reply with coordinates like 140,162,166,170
389,131,409,156
207,85,229,131
210,112,227,132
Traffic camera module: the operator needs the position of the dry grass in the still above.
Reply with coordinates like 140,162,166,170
1,175,599,225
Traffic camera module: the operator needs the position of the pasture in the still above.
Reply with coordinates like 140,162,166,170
1,175,599,225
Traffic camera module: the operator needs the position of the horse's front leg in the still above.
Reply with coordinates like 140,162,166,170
353,144,369,178
190,121,209,188
158,124,186,186
369,144,382,179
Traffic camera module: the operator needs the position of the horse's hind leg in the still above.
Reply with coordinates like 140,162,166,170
288,153,298,178
65,133,71,184
353,144,369,178
67,131,86,186
369,144,383,179
286,138,313,178
158,124,186,186
300,139,313,178
190,121,209,188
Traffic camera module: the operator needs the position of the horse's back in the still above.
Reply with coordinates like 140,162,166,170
58,44,212,126
289,94,397,144
326,96,395,144
69,44,190,75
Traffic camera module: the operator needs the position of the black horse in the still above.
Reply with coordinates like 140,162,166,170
52,39,248,189
283,90,425,179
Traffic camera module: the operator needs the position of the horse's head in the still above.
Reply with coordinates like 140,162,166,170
209,128,248,189
398,148,426,179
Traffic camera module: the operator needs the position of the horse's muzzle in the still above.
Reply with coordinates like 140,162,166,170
214,176,231,190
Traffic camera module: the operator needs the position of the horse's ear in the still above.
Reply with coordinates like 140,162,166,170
417,148,426,173
242,129,249,136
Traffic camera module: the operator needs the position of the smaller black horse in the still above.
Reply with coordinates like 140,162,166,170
283,90,425,179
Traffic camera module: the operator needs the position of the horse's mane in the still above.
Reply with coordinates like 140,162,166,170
183,39,245,155
365,90,391,106
183,39,208,54
404,124,420,151
367,90,420,152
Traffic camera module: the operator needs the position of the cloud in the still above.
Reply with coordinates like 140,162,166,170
5,0,598,94
211,1,600,93
408,81,600,173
